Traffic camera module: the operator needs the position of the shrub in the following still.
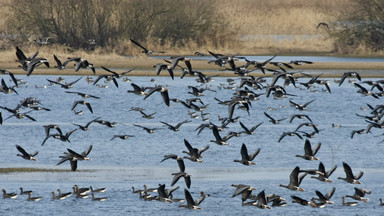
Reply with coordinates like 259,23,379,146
329,0,384,54
2,0,230,51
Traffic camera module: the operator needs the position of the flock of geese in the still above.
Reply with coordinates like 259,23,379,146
2,185,107,202
1,41,384,212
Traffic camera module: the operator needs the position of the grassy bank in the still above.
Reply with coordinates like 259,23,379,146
0,167,78,173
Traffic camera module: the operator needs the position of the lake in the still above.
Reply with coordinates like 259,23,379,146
0,69,384,215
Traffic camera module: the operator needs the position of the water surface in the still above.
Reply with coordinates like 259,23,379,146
0,73,383,215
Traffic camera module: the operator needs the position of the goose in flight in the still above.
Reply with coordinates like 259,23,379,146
133,124,161,133
65,91,100,99
234,143,261,165
63,57,95,74
210,125,233,145
47,77,82,89
338,162,364,184
41,128,77,146
279,166,307,192
291,195,315,207
0,69,18,87
53,54,65,70
239,121,263,135
317,22,329,30
289,114,312,123
264,112,287,124
143,85,170,107
160,119,191,131
130,38,165,55
72,100,93,113
0,78,18,95
110,134,134,141
278,131,303,142
232,184,255,203
43,124,62,136
57,145,92,171
179,189,204,210
101,66,134,78
16,145,38,161
127,83,149,96
312,187,336,205
153,63,174,80
289,99,316,111
295,122,320,133
72,117,100,131
339,72,361,86
310,162,337,183
182,139,209,162
295,139,321,161
160,154,191,189
346,188,371,203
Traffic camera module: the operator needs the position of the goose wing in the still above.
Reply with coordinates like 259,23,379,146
325,187,336,200
16,145,29,158
248,148,261,161
81,145,93,157
342,162,355,179
240,143,250,161
130,38,149,53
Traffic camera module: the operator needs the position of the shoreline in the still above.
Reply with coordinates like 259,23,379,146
3,62,384,78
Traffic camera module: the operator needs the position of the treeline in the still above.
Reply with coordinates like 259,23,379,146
2,0,230,51
328,0,384,54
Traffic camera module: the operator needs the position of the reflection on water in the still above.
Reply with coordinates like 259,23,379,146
1,74,384,215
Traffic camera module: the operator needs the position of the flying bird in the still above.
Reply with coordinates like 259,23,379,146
234,143,261,165
16,145,38,161
130,38,165,55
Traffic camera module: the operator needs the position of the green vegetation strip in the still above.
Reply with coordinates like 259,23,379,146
0,167,91,173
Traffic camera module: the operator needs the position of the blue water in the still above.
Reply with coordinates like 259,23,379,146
0,72,384,215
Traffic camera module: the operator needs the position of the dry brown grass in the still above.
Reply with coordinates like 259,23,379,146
1,0,381,68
